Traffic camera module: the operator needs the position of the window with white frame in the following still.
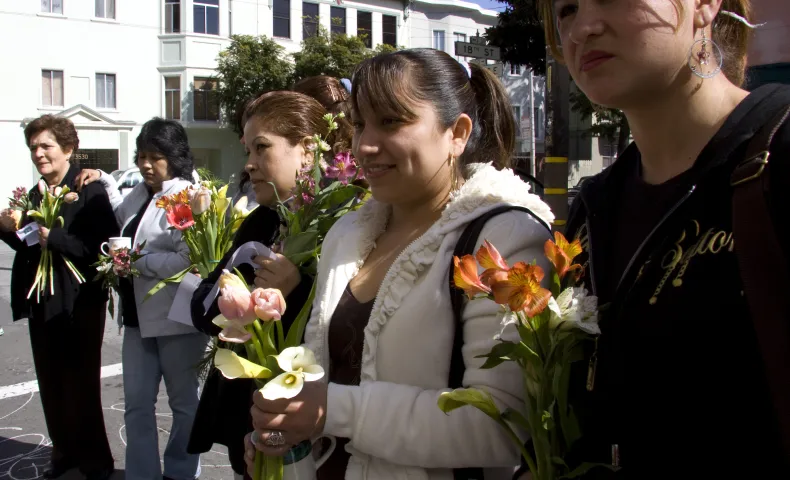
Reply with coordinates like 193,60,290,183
165,77,181,120
534,107,544,139
433,30,445,52
42,70,64,107
96,73,116,109
194,0,219,35
330,6,346,35
510,64,522,76
357,11,372,48
302,2,319,39
41,0,63,14
194,77,219,121
382,14,397,48
273,0,290,39
95,0,115,19
165,0,180,33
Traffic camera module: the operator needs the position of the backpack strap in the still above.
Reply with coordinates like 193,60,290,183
731,104,790,462
449,205,551,480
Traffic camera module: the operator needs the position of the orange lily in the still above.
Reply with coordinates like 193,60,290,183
544,231,583,279
490,262,552,316
453,255,490,299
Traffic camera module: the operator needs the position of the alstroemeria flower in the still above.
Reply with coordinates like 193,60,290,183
490,262,552,316
251,288,286,321
217,282,256,324
212,314,252,343
259,346,325,400
548,287,600,335
214,348,271,379
165,203,195,230
325,151,358,184
453,255,490,299
476,240,512,286
544,231,583,280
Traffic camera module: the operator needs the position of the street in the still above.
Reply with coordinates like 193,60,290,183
0,244,234,480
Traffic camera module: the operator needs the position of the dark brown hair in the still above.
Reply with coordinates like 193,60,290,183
24,114,80,154
293,76,354,144
351,48,515,171
243,90,351,153
539,0,752,86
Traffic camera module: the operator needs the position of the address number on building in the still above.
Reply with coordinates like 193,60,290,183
454,42,501,60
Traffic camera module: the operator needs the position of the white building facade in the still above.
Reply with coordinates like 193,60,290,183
0,0,544,196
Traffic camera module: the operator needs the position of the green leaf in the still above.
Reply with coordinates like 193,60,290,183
281,231,319,266
437,388,502,420
144,266,191,301
313,185,365,210
541,410,554,430
501,408,530,432
477,341,518,369
283,280,317,349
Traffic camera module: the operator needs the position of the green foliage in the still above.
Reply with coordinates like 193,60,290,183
214,35,294,135
569,88,631,155
292,25,399,83
197,167,226,190
485,0,546,75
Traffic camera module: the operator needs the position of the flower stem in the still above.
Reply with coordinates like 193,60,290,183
496,417,539,479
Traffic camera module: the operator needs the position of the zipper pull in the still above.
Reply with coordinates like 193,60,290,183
586,337,598,391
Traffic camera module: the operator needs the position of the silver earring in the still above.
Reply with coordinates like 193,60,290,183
688,29,723,79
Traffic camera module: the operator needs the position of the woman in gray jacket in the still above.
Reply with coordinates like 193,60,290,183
77,118,208,480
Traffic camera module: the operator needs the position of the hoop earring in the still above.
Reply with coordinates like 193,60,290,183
688,29,723,79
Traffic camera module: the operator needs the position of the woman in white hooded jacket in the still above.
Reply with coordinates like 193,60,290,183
244,49,554,479
76,118,208,480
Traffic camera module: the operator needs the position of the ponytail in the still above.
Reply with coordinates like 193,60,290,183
466,63,516,170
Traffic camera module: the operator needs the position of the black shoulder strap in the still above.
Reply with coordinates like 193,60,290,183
448,205,551,480
731,104,790,463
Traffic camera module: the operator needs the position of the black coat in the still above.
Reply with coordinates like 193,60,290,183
563,85,790,478
0,164,119,323
187,206,313,474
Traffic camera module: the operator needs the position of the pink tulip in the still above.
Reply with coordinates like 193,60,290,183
217,284,256,324
251,288,286,321
218,324,252,343
63,192,79,204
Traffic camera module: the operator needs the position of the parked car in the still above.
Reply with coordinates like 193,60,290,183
111,167,143,198
568,176,592,207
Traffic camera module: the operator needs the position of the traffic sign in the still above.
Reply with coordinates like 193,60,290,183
470,36,486,46
454,42,501,60
484,62,504,76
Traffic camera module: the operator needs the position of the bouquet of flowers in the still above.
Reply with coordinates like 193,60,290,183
210,270,323,480
437,232,607,480
146,182,254,298
4,186,34,229
26,180,84,302
92,242,146,318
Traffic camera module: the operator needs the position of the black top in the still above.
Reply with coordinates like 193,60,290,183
186,205,315,475
118,192,153,328
0,164,119,323
563,84,790,478
318,286,375,480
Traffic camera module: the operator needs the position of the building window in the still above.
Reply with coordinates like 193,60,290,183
41,0,63,14
534,107,544,139
96,73,117,109
510,64,522,76
330,6,345,35
433,30,445,52
382,14,397,48
95,0,114,19
194,0,219,35
194,77,219,121
357,11,372,48
273,0,290,39
73,149,119,174
165,0,180,33
42,70,64,107
302,2,319,39
165,77,181,120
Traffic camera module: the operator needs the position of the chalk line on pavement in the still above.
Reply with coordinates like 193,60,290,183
0,363,123,400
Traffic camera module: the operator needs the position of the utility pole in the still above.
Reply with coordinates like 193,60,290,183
543,51,571,231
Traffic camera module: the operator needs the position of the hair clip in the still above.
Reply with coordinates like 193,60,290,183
340,78,352,94
719,10,766,29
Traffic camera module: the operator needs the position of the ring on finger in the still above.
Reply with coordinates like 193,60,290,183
264,430,286,447
250,430,261,446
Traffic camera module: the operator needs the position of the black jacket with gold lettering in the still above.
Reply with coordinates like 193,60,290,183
563,84,790,479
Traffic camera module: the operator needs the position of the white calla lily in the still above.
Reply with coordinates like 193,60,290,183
259,346,325,400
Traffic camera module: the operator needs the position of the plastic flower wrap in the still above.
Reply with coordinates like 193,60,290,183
438,232,611,480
